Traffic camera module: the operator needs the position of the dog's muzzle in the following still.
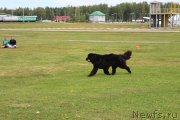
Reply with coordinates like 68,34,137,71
86,58,90,62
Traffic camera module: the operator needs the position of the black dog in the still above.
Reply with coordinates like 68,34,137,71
86,51,132,76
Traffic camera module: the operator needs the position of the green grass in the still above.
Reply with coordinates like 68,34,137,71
0,30,179,120
0,22,148,28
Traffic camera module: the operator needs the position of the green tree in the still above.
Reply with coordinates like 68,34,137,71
34,7,46,20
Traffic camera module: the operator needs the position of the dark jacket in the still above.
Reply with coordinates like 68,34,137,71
9,39,16,45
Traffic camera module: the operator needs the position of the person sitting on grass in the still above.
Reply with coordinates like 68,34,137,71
9,36,17,48
1,36,11,48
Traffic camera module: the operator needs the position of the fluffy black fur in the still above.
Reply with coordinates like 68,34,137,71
86,51,132,76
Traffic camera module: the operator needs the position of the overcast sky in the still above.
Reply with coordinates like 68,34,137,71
0,0,179,9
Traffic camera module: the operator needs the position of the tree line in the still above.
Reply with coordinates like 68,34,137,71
0,2,173,22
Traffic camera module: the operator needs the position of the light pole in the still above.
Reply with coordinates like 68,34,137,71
11,9,14,16
111,13,117,22
130,12,134,22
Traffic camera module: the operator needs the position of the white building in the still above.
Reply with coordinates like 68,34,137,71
89,11,105,23
0,13,37,22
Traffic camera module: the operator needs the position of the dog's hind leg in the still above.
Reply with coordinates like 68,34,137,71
88,67,98,76
119,61,131,74
125,66,131,74
103,68,111,75
112,66,117,75
120,65,131,74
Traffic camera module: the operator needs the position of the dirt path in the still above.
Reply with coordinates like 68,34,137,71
0,28,180,32
65,40,180,44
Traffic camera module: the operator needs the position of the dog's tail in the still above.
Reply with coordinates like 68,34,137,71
123,50,132,60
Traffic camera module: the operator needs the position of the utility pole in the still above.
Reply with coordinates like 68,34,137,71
11,9,13,16
23,8,24,22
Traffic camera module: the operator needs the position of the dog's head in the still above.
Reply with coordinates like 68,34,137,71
86,53,97,63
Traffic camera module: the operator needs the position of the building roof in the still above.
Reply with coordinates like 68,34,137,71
150,1,161,4
90,11,105,16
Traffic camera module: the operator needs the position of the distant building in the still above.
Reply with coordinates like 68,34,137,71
40,20,52,22
53,16,70,22
89,11,105,23
149,1,180,28
0,13,37,22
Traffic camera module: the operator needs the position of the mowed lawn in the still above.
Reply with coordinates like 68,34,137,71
0,22,148,28
0,30,179,120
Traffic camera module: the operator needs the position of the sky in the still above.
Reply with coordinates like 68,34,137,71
0,0,179,9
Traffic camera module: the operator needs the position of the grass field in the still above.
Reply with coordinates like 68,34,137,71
0,24,180,120
0,22,149,29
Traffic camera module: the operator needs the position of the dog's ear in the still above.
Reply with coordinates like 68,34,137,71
88,53,97,63
86,53,93,61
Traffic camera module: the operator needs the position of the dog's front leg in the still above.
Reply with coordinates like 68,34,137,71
103,68,111,75
88,67,98,76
